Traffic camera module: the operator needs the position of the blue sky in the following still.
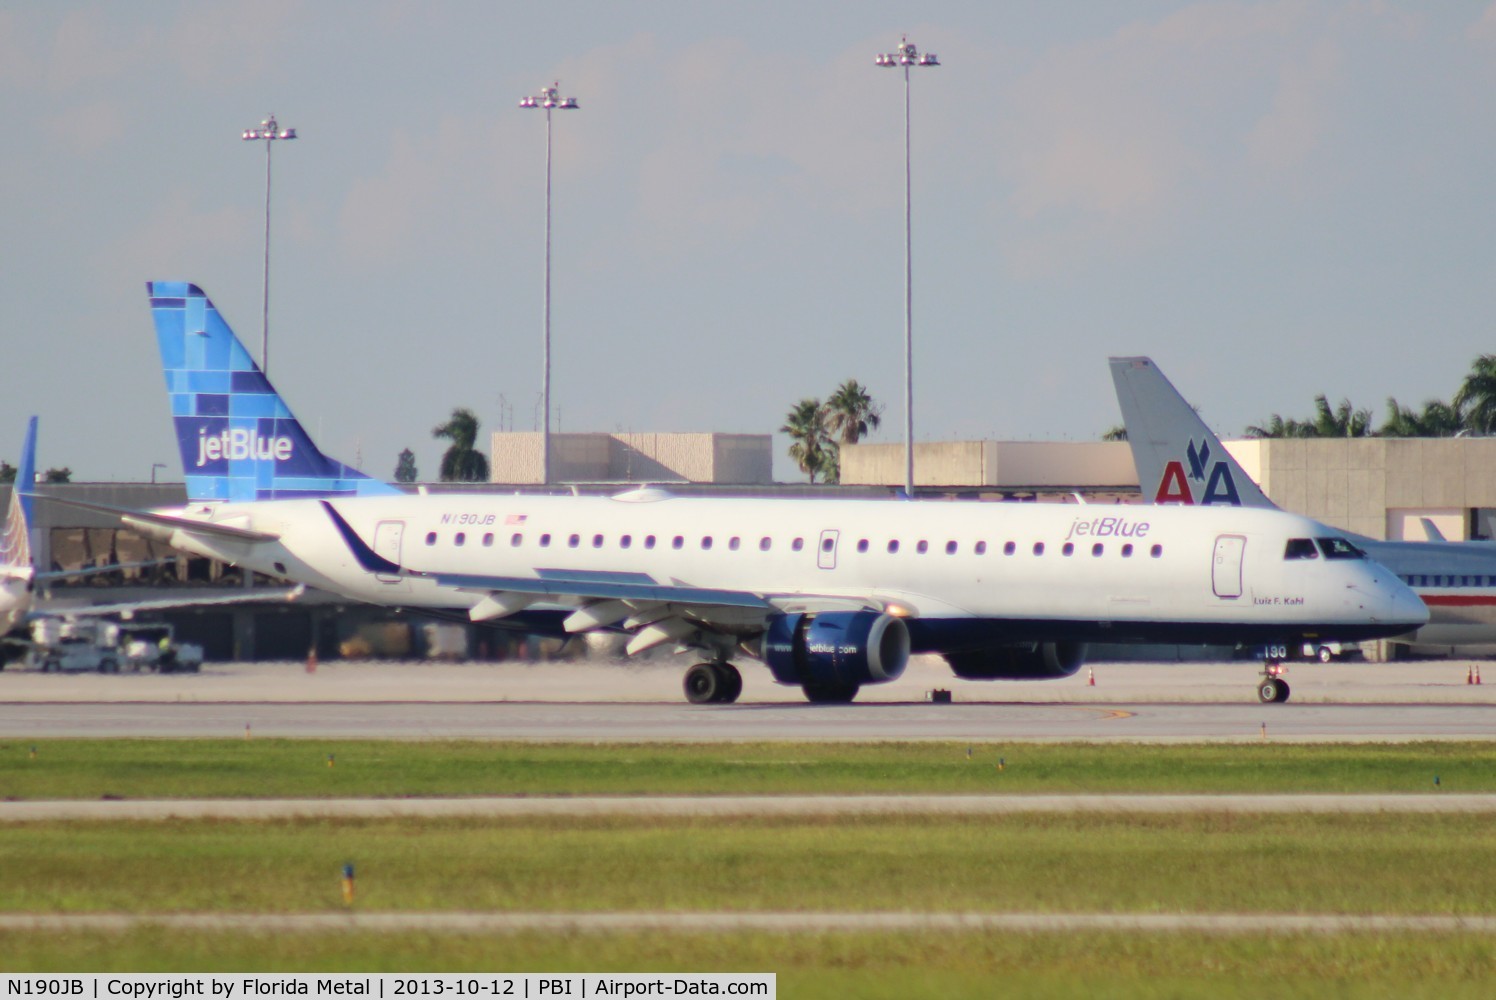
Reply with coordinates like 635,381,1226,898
3,1,1495,482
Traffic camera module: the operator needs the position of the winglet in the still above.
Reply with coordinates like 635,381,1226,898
320,501,404,576
1419,517,1448,542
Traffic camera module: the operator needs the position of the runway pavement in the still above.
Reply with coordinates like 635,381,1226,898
0,656,1491,740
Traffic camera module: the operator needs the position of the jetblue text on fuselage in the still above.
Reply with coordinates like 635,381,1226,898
1064,516,1152,541
1153,437,1242,505
195,427,293,467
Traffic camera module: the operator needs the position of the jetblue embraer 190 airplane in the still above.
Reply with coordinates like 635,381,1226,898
113,283,1426,704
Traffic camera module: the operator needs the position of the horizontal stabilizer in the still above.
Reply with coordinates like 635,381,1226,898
34,494,280,543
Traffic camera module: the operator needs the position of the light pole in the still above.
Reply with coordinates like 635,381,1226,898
241,114,297,375
519,83,579,485
875,38,938,498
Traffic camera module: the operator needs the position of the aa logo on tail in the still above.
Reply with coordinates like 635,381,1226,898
1154,438,1242,506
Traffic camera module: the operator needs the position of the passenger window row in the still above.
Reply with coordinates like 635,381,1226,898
1403,574,1496,588
420,529,1165,559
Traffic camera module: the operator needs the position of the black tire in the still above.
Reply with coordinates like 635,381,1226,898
98,658,118,674
1317,646,1334,663
715,662,743,704
41,659,58,674
1257,679,1280,704
683,662,720,704
1274,680,1292,703
803,682,860,704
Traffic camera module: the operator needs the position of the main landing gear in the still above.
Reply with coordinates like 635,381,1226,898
683,661,743,704
1258,649,1291,704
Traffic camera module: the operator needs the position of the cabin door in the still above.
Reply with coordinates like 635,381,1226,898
373,520,406,584
1212,534,1246,599
817,529,840,570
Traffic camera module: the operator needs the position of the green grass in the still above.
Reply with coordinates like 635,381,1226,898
4,741,1494,986
2,739,1494,799
0,813,1492,915
1,929,1493,997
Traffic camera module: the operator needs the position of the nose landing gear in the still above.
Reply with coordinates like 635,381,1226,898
1257,649,1291,704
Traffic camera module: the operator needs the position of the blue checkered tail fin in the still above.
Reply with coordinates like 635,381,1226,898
146,282,402,503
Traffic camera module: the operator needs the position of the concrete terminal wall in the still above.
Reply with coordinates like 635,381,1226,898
490,432,772,485
1248,438,1496,540
841,441,1138,489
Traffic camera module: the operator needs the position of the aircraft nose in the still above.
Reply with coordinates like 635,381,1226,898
1381,574,1430,627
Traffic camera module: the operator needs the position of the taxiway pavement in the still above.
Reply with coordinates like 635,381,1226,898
0,656,1491,741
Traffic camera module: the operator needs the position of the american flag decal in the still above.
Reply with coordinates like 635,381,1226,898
505,513,528,525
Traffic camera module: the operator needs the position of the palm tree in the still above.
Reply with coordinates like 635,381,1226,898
1247,396,1371,438
432,408,489,482
1245,413,1312,439
1310,395,1373,437
1380,397,1462,437
1454,354,1496,435
1100,425,1128,442
394,448,419,483
781,398,830,484
823,380,883,446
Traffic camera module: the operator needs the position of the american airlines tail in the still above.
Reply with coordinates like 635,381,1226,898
1,416,37,576
1108,356,1273,508
146,282,401,503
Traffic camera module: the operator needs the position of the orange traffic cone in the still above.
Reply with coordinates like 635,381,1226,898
1468,667,1475,685
1088,667,1096,686
1477,665,1483,685
306,646,318,674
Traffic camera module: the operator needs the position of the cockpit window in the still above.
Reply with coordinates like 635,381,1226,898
1284,538,1318,560
1316,537,1364,560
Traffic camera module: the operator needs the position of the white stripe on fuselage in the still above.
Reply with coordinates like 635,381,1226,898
153,494,1424,636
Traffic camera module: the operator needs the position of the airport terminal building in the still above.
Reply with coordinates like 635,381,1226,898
842,438,1496,542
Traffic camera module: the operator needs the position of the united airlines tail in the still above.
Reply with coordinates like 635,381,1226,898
1108,356,1273,508
0,416,37,574
147,282,401,503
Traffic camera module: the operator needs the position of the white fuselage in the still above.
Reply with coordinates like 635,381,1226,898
151,492,1427,649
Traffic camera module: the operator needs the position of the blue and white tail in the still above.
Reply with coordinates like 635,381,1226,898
1,416,37,573
147,282,401,503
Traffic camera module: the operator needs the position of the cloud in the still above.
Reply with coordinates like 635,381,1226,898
336,114,511,267
163,0,306,86
0,10,41,86
1471,2,1496,44
1246,38,1343,173
540,31,907,265
43,7,156,93
43,97,131,155
1003,3,1305,219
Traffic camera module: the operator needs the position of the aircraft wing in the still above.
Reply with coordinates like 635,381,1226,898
32,584,305,621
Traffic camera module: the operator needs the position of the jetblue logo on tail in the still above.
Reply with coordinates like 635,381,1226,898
1154,438,1242,505
196,427,293,467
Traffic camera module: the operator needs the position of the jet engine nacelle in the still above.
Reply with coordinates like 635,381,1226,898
943,642,1087,680
763,611,910,688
